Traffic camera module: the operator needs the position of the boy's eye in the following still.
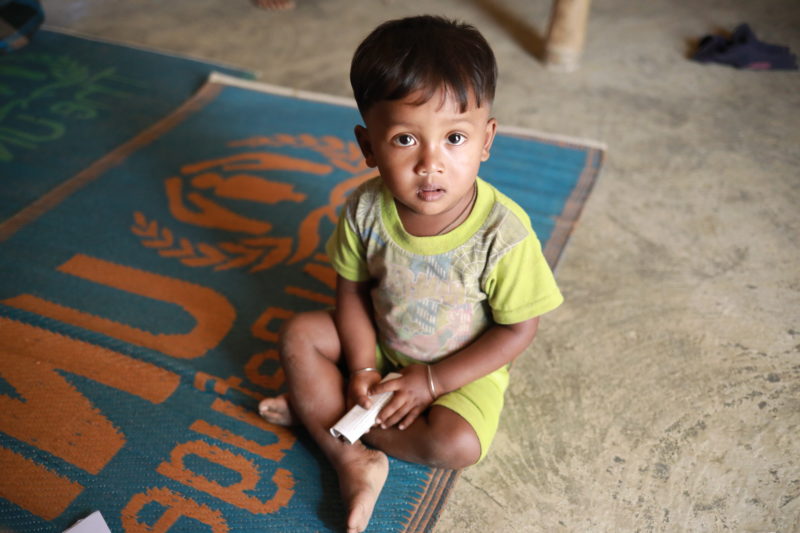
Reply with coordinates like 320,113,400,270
393,134,416,146
447,133,466,145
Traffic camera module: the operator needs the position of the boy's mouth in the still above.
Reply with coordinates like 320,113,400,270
417,185,445,201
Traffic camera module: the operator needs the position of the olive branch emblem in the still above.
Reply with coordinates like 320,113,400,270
131,211,294,272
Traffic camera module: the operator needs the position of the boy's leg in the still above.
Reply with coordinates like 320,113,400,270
269,310,389,533
363,369,506,469
362,406,481,469
258,392,296,426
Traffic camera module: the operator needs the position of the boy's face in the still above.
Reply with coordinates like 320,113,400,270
355,88,497,232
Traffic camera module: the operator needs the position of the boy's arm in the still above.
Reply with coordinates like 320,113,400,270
334,275,382,408
372,316,539,430
432,316,539,393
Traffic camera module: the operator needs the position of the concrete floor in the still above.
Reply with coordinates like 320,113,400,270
40,0,800,531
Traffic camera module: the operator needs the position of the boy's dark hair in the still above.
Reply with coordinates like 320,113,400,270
350,15,497,115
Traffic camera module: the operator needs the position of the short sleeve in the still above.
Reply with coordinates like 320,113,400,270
325,203,370,282
483,234,563,324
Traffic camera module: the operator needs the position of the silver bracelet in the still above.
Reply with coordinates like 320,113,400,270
351,367,378,376
426,364,437,400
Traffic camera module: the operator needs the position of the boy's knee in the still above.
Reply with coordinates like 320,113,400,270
278,310,338,363
278,312,309,340
278,313,315,353
425,410,481,469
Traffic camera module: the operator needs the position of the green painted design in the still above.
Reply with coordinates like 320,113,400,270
0,54,143,161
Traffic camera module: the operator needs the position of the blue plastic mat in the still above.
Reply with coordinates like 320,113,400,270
0,72,603,532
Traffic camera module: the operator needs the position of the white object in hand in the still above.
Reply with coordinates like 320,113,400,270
330,372,401,444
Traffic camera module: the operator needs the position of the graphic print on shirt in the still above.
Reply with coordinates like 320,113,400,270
343,179,532,363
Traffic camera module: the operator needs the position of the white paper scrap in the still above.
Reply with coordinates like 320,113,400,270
330,372,402,444
63,511,112,533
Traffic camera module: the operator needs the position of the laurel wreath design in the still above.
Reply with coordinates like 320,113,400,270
131,133,370,272
131,211,294,272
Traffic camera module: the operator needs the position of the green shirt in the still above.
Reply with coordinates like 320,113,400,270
327,177,563,365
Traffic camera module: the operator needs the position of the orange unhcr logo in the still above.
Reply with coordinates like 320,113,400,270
0,316,180,520
132,133,374,273
3,254,235,359
0,311,299,526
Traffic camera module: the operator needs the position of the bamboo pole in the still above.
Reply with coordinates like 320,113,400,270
544,0,592,72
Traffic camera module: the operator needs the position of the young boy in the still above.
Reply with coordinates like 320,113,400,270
259,15,563,533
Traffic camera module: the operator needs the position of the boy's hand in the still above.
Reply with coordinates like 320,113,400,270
347,370,382,411
370,364,434,431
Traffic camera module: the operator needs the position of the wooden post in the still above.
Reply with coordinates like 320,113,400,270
544,0,592,72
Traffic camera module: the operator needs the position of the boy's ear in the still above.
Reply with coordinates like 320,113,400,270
354,125,378,168
480,118,498,162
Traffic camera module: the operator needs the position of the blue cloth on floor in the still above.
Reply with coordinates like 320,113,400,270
692,23,798,70
0,0,44,53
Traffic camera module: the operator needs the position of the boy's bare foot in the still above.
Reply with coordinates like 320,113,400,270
337,448,389,533
251,0,295,10
258,394,296,426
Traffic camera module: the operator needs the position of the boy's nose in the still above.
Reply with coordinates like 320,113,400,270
414,144,443,176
